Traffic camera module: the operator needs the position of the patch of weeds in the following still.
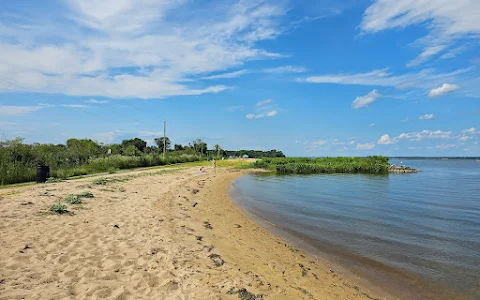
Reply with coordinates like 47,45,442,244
107,167,120,174
99,188,116,192
49,204,69,214
118,186,126,192
208,254,225,267
46,177,63,183
227,288,263,300
92,177,108,185
77,191,94,198
299,264,309,277
295,287,313,297
65,194,82,204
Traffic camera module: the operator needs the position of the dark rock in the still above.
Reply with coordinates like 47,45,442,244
113,224,120,228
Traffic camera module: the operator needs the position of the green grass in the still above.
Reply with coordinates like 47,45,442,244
92,177,108,185
77,191,94,198
49,204,69,214
253,156,390,174
65,194,82,204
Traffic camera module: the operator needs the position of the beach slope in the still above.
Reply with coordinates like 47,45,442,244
0,166,382,299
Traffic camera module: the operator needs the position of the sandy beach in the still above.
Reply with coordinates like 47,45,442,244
0,165,384,300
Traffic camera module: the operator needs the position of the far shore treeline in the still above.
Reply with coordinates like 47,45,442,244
0,137,285,185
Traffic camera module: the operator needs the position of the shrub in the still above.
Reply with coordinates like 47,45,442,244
49,204,69,214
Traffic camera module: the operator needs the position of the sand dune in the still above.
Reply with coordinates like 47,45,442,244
0,167,384,299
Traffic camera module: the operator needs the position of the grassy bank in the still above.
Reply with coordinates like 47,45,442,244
253,156,390,174
0,154,201,185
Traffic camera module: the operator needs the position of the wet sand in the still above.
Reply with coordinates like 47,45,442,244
0,166,384,299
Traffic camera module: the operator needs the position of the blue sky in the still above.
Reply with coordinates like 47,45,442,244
0,0,479,156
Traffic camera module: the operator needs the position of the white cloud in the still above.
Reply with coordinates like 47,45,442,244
356,143,375,150
226,105,244,112
349,140,355,145
401,117,410,123
263,65,307,73
378,134,397,145
418,113,435,120
461,127,477,134
0,0,289,99
361,0,480,66
245,110,277,119
298,68,470,90
369,123,375,127
138,131,163,137
352,90,382,109
459,135,473,141
203,69,249,80
407,45,446,67
0,105,44,115
398,130,451,141
428,83,459,97
86,99,109,104
436,144,456,149
313,140,327,146
62,104,91,108
256,99,273,106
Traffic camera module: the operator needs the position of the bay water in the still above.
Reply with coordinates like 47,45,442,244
230,159,480,299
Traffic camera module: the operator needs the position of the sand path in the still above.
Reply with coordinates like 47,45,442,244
0,167,384,300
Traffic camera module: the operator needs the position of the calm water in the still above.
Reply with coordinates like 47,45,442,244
230,159,480,300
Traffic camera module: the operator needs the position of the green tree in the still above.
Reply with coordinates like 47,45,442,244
121,138,147,153
214,144,222,157
174,144,184,151
154,137,171,152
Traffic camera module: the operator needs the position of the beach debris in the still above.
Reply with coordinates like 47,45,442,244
208,254,225,266
196,236,203,241
235,224,242,228
203,221,213,229
203,245,214,252
20,201,34,205
193,202,198,207
227,288,263,300
113,224,120,228
19,244,31,253
299,264,309,277
295,287,313,298
329,269,335,273
0,279,4,284
192,188,200,194
312,273,318,280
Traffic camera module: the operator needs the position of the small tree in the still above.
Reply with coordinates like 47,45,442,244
154,137,171,152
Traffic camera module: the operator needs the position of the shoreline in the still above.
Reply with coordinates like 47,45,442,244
0,166,384,299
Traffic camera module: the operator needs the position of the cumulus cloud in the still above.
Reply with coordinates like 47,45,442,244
0,105,44,115
246,110,277,119
313,140,327,146
418,113,435,120
352,90,382,109
428,83,459,97
459,135,473,141
398,130,451,141
377,134,397,145
356,143,375,150
461,127,477,134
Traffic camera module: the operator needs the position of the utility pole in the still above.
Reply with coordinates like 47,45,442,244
163,120,166,159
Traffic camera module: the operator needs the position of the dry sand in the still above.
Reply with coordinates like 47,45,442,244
0,166,385,300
